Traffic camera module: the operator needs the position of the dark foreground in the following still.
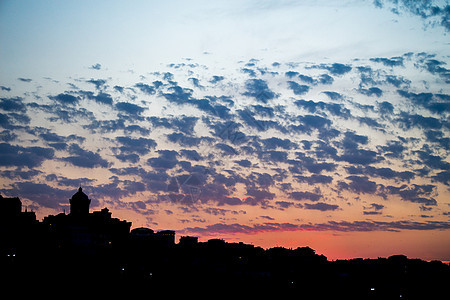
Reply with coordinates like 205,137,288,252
2,240,449,299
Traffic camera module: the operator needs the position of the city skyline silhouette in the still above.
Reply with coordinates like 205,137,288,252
2,187,449,298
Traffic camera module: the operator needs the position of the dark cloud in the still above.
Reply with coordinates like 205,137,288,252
294,99,350,118
298,115,332,132
285,71,299,78
135,83,156,95
161,85,193,105
287,81,309,95
346,166,415,182
115,136,157,156
243,79,277,104
432,171,450,186
374,0,450,31
311,63,352,76
304,202,339,211
210,75,225,84
423,58,450,83
377,140,405,158
167,132,204,147
338,176,378,194
0,143,54,168
359,87,383,97
337,132,380,165
377,101,395,115
1,169,42,180
289,191,322,201
322,91,343,100
261,150,288,163
294,174,333,185
318,74,334,85
0,97,27,113
364,203,385,215
415,149,449,170
298,74,316,84
370,56,404,67
289,153,336,174
115,101,146,115
62,144,109,168
150,116,199,135
0,130,17,142
86,79,107,90
147,150,179,170
216,143,238,156
385,184,437,206
1,181,69,209
245,188,275,205
261,137,296,150
182,219,450,235
49,93,80,105
89,63,102,70
234,159,252,167
398,90,450,114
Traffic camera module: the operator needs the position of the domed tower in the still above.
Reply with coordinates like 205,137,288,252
69,187,91,216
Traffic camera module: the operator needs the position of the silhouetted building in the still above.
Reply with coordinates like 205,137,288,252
179,236,198,247
0,194,38,259
69,187,91,216
0,195,21,218
43,188,131,253
156,230,175,247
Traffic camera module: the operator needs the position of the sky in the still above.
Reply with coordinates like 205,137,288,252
0,0,449,261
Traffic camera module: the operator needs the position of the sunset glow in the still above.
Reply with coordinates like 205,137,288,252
0,0,449,261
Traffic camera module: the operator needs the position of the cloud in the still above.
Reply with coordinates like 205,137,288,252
243,79,277,103
287,81,309,95
90,63,102,70
147,150,179,170
261,137,296,150
216,143,238,156
385,184,437,206
0,143,54,168
374,0,450,31
135,83,156,95
161,85,193,105
432,171,450,186
370,56,404,67
304,202,339,211
289,191,322,201
62,144,109,168
311,63,352,76
294,174,333,185
115,136,157,155
77,91,113,105
338,176,378,194
363,203,385,215
398,90,450,114
181,220,450,235
346,166,415,182
86,79,107,90
1,181,69,209
49,93,80,105
210,75,225,84
0,97,27,113
359,87,383,97
115,101,146,115
294,99,350,118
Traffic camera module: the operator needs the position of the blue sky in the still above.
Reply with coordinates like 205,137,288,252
0,0,449,260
